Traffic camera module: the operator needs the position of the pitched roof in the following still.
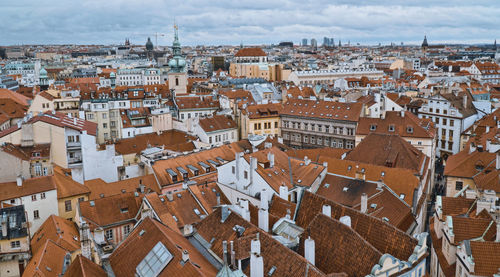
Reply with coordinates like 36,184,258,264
109,217,217,276
234,47,266,57
286,147,348,162
243,103,282,119
198,115,237,133
356,111,435,138
78,192,141,230
63,254,107,277
195,207,325,277
281,99,362,122
295,191,418,262
469,241,500,276
52,166,90,199
84,174,160,200
0,111,97,138
298,214,382,276
0,143,50,161
0,176,56,201
175,96,219,110
23,239,70,277
111,130,196,155
0,88,30,106
444,149,495,178
31,215,80,255
450,216,496,244
345,133,426,172
439,196,476,217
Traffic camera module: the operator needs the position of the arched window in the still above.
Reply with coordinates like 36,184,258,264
175,77,179,86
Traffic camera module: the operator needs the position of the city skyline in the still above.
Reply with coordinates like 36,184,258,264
2,0,499,46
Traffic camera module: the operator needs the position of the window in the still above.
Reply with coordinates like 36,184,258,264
442,118,447,125
65,200,72,212
124,225,131,236
370,124,376,131
78,197,85,202
40,192,46,199
103,123,108,128
111,121,116,127
244,171,248,179
105,229,114,240
450,120,454,127
33,210,40,219
388,125,395,132
274,122,278,128
31,195,37,201
429,108,433,113
449,130,454,138
102,113,107,119
436,109,440,114
10,241,20,249
136,242,173,277
442,129,446,137
67,136,75,143
232,166,235,174
209,137,212,144
87,114,94,120
455,181,463,191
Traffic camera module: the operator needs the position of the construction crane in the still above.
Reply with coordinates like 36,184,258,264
154,33,166,49
130,32,167,49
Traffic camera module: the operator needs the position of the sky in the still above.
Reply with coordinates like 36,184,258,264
1,0,499,46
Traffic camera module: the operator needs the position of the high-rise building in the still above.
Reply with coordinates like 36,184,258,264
330,38,334,47
302,38,308,46
323,37,329,47
311,38,317,48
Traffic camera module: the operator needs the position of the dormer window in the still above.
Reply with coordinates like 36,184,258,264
388,125,395,132
370,124,377,131
407,126,414,133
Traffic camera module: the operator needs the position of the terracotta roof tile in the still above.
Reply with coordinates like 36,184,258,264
111,130,196,155
0,176,56,201
234,47,266,57
282,99,362,121
109,217,217,276
23,239,69,277
84,174,159,200
198,114,237,133
469,241,500,276
31,215,80,255
64,254,107,277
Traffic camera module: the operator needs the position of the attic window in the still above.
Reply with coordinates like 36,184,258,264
347,165,352,171
407,126,414,133
370,203,377,209
399,194,405,200
121,208,129,213
381,171,385,177
370,124,377,131
324,183,330,188
193,208,201,215
388,125,395,132
342,187,349,192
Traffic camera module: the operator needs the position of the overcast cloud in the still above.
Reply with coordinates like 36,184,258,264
1,0,499,46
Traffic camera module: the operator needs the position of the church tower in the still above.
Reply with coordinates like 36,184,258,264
168,24,187,95
421,35,428,53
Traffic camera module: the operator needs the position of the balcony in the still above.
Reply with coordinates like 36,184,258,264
66,141,81,149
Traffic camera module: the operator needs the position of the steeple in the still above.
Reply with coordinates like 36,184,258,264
168,23,186,73
422,35,428,48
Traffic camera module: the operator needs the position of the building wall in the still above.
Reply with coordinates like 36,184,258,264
168,72,187,95
445,176,475,197
0,152,30,182
80,133,122,183
246,116,280,138
58,194,88,221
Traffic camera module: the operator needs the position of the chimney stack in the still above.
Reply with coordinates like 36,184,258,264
267,152,275,168
240,200,251,222
250,236,264,277
258,208,269,232
361,193,368,213
250,157,257,185
496,222,500,242
463,94,468,108
304,236,315,266
216,192,221,206
230,241,236,268
235,152,242,180
260,189,268,210
340,215,352,227
322,204,331,217
16,176,22,187
222,241,228,265
497,152,500,171
401,110,405,118
182,250,190,262
304,156,311,166
279,185,288,200
1,221,7,237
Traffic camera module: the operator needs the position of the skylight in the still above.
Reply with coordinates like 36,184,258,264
136,242,173,277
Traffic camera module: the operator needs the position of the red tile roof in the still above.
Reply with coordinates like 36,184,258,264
198,114,237,133
0,175,56,201
281,99,362,122
234,47,266,57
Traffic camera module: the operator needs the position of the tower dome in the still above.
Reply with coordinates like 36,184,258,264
39,67,48,77
168,24,186,73
146,37,154,51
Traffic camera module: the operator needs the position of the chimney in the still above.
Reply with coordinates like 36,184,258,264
182,250,190,262
258,208,269,232
361,193,368,213
496,222,500,242
16,176,22,187
250,157,257,185
267,152,275,168
322,204,331,217
340,215,351,227
496,152,500,170
463,94,468,108
216,192,221,206
222,241,228,265
264,142,272,149
486,126,491,133
412,188,419,215
73,118,77,125
279,185,288,200
260,189,268,210
230,241,236,268
401,110,405,118
304,156,311,166
235,152,242,180
304,236,315,266
250,236,264,277
469,143,476,154
240,200,251,222
1,221,7,237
